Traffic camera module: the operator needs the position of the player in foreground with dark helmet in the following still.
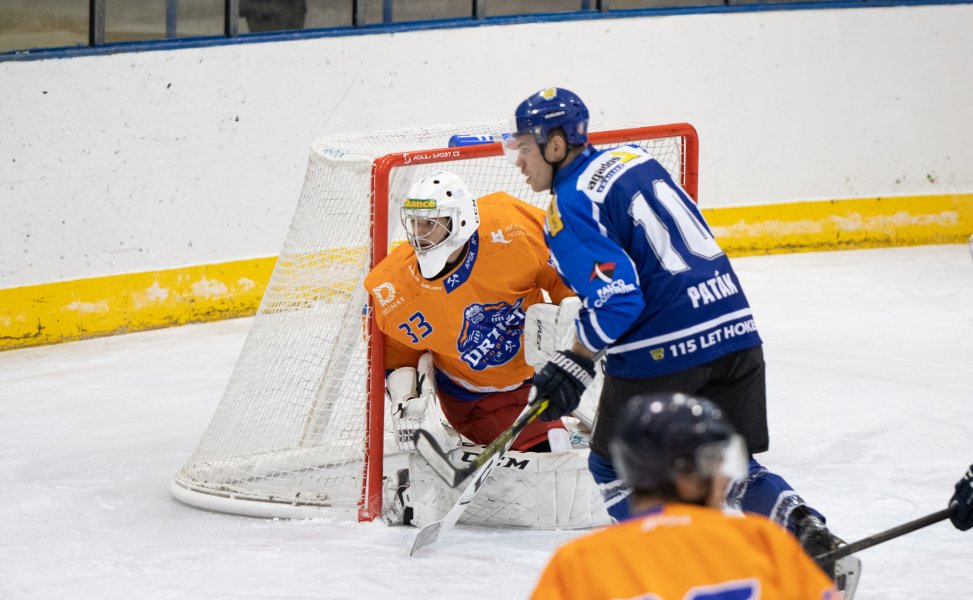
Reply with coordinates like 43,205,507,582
530,392,842,600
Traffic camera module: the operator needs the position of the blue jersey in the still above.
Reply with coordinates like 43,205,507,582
544,145,762,378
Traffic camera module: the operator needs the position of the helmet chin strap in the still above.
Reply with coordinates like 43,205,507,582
539,139,567,186
539,133,587,190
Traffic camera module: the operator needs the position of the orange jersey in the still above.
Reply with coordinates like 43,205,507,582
531,503,840,600
364,192,574,394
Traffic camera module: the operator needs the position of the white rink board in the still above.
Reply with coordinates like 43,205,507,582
2,4,973,287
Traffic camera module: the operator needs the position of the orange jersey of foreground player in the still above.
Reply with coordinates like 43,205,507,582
531,503,841,600
365,192,574,395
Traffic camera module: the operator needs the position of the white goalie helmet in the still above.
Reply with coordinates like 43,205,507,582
401,171,480,278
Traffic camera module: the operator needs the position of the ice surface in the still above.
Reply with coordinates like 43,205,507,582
2,244,972,599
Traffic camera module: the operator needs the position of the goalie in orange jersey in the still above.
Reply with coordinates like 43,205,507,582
530,392,843,600
365,171,602,528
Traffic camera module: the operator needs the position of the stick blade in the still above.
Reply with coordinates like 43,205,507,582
409,521,442,556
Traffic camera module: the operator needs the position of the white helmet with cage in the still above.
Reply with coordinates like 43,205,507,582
400,172,480,279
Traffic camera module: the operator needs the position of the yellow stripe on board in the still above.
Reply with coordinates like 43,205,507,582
2,193,971,351
707,194,973,256
0,257,276,351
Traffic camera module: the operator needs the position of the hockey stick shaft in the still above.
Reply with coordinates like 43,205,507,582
410,399,545,555
815,508,951,563
409,447,507,555
465,396,548,472
413,391,549,487
416,344,608,487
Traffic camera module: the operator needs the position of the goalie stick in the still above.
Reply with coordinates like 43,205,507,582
409,397,548,556
413,393,549,489
415,344,607,489
411,346,603,555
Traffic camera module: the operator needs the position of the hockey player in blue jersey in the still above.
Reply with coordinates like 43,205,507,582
505,87,849,578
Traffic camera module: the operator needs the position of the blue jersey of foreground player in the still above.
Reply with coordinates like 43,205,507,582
544,144,762,378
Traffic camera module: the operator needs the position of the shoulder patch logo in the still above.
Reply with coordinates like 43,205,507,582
579,146,652,202
589,262,616,283
491,229,511,244
610,150,640,164
372,282,396,306
546,195,564,237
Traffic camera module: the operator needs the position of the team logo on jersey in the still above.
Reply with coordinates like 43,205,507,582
589,261,616,282
546,195,564,237
586,153,632,193
490,229,511,244
594,278,637,308
372,282,396,306
581,147,651,202
456,298,526,370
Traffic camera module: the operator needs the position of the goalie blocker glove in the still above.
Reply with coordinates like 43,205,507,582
950,463,973,531
532,350,595,422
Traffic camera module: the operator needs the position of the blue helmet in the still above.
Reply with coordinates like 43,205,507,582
512,87,589,146
609,393,746,495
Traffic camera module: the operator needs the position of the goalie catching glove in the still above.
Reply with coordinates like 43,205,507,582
532,350,595,422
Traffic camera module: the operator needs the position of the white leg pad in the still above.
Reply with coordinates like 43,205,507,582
523,297,582,371
406,447,610,530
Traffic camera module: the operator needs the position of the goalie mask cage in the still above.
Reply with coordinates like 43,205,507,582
170,120,699,522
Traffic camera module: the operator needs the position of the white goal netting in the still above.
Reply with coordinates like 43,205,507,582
171,120,697,520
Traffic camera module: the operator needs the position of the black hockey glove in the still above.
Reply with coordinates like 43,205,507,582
949,464,973,531
532,350,595,422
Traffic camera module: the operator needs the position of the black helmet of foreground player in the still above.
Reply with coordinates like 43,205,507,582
609,392,747,505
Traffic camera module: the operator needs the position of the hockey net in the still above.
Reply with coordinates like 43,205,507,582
171,120,699,521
